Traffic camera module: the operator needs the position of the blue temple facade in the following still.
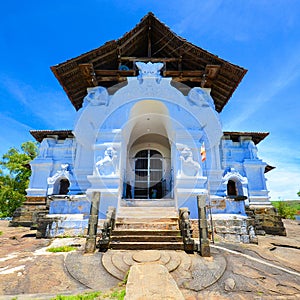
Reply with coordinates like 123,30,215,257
22,13,279,239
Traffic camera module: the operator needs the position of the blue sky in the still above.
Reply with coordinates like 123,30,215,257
0,0,299,200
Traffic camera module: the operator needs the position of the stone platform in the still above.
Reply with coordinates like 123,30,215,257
100,249,226,291
1,219,300,299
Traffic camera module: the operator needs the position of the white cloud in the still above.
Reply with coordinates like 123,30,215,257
266,168,300,200
259,142,300,200
0,76,76,129
225,46,300,129
1,77,30,106
0,113,33,156
171,0,223,35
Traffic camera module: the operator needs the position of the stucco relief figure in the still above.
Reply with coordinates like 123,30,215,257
83,86,109,106
136,61,164,83
188,87,215,109
96,147,118,176
178,146,201,177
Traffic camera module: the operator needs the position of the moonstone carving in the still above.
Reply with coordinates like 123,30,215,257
188,87,215,109
96,147,118,176
83,86,109,106
178,146,201,177
136,61,164,83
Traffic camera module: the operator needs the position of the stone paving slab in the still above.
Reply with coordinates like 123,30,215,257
125,262,185,300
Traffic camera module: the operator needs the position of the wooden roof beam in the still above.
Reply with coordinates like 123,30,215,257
120,57,179,63
212,84,234,96
94,69,136,76
79,63,98,87
89,47,118,64
118,26,148,50
164,70,204,77
96,76,128,82
147,16,152,57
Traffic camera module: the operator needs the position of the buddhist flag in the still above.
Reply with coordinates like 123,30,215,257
200,142,206,162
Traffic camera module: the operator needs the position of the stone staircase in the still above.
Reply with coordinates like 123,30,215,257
9,196,48,228
109,201,184,250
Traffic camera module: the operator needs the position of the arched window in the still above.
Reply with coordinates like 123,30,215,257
227,180,238,196
58,179,70,195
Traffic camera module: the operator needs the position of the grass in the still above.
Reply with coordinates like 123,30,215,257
51,287,126,300
46,245,77,253
51,291,101,300
109,288,126,300
123,270,130,285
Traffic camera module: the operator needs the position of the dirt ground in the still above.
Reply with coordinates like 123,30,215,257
0,219,299,299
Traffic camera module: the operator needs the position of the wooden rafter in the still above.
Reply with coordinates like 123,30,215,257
51,12,247,112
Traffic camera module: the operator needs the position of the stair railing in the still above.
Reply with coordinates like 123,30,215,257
179,207,195,253
97,206,116,251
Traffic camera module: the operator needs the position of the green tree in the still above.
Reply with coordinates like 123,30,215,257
0,141,38,217
276,201,297,220
298,191,300,197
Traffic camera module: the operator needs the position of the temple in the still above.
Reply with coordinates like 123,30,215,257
12,13,286,245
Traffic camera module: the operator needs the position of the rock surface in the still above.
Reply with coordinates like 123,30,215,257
0,219,299,299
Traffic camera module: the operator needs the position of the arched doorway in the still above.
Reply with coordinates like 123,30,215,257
134,149,165,199
227,179,238,196
122,100,173,200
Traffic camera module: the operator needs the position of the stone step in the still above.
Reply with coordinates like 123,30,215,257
111,235,182,243
120,198,176,207
116,217,179,223
109,241,184,250
102,250,126,280
115,221,179,230
118,205,177,210
112,229,181,236
117,207,178,218
117,209,177,215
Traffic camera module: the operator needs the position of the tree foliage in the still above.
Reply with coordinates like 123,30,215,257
0,141,38,217
272,201,297,220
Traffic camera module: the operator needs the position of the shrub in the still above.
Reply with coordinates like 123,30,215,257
275,202,297,220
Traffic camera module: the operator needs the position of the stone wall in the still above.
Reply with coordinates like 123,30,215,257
246,206,286,236
190,217,257,244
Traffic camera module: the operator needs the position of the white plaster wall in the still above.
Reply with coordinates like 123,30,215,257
71,72,224,216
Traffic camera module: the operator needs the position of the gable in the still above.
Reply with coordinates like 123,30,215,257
51,12,247,113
